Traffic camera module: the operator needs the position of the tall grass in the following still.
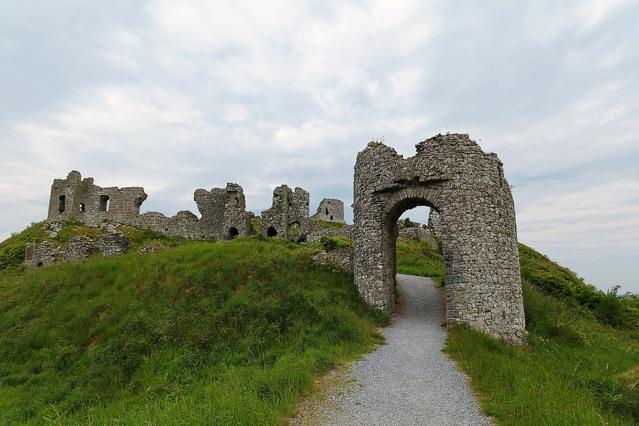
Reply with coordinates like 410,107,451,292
0,237,385,424
442,247,639,425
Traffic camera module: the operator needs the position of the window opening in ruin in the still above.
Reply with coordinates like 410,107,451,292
330,215,334,220
58,195,66,213
325,208,329,215
37,262,43,267
290,222,301,237
99,195,110,212
267,226,278,237
80,203,86,213
228,227,239,239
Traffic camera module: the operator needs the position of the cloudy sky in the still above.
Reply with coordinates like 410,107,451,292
1,1,638,292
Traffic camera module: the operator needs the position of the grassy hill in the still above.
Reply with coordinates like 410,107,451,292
446,244,639,425
0,225,385,424
1,223,638,424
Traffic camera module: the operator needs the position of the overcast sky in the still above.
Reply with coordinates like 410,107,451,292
1,1,638,292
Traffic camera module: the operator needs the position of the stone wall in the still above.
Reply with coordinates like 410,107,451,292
260,185,310,240
24,241,58,267
63,236,98,262
48,171,147,226
312,248,353,273
311,198,345,223
397,227,438,250
25,231,132,267
47,171,253,241
353,133,525,344
306,223,353,243
95,233,131,256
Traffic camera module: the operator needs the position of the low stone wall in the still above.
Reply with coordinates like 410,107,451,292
95,233,131,257
63,236,98,262
306,223,353,243
398,227,439,250
312,248,353,273
24,241,58,268
25,232,132,268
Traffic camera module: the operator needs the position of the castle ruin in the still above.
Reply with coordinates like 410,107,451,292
47,171,254,241
311,198,345,223
41,133,526,344
260,185,310,240
353,133,525,343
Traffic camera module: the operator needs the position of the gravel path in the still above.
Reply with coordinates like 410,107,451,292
315,274,491,426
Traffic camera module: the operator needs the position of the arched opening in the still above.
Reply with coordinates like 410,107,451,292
227,227,239,239
352,135,526,343
383,198,440,299
37,261,44,267
266,226,278,237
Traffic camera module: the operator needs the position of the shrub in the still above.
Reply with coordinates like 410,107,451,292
320,236,338,252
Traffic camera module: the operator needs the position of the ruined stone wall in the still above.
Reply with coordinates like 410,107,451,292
47,171,253,241
48,171,147,226
353,134,525,343
25,231,131,267
311,198,345,223
24,241,58,267
312,248,353,273
306,223,353,243
397,227,438,250
260,185,309,240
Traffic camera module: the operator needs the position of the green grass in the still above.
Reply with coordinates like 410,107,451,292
310,219,345,230
0,222,48,271
395,238,445,285
0,236,385,425
443,245,639,425
3,222,638,425
0,220,189,273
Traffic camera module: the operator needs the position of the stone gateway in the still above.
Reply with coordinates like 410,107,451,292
353,134,525,343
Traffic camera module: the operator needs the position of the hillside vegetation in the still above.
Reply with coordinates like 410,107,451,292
396,238,445,285
0,226,385,424
2,223,638,425
446,244,639,425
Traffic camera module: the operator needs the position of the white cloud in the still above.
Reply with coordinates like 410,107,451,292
1,1,638,291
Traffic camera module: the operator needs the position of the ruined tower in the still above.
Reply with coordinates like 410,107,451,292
260,185,310,239
312,198,345,223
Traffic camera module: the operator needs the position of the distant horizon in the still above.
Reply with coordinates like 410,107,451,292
1,1,637,292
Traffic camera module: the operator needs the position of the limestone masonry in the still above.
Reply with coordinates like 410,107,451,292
353,133,526,343
40,132,526,343
260,184,310,240
48,171,258,241
311,198,345,223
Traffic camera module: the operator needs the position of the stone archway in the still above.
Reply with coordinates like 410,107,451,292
353,134,525,343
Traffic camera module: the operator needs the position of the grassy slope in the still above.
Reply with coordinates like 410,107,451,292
0,232,385,424
396,238,445,285
3,224,638,425
445,245,639,425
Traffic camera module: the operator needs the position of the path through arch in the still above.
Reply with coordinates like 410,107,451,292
353,134,525,343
